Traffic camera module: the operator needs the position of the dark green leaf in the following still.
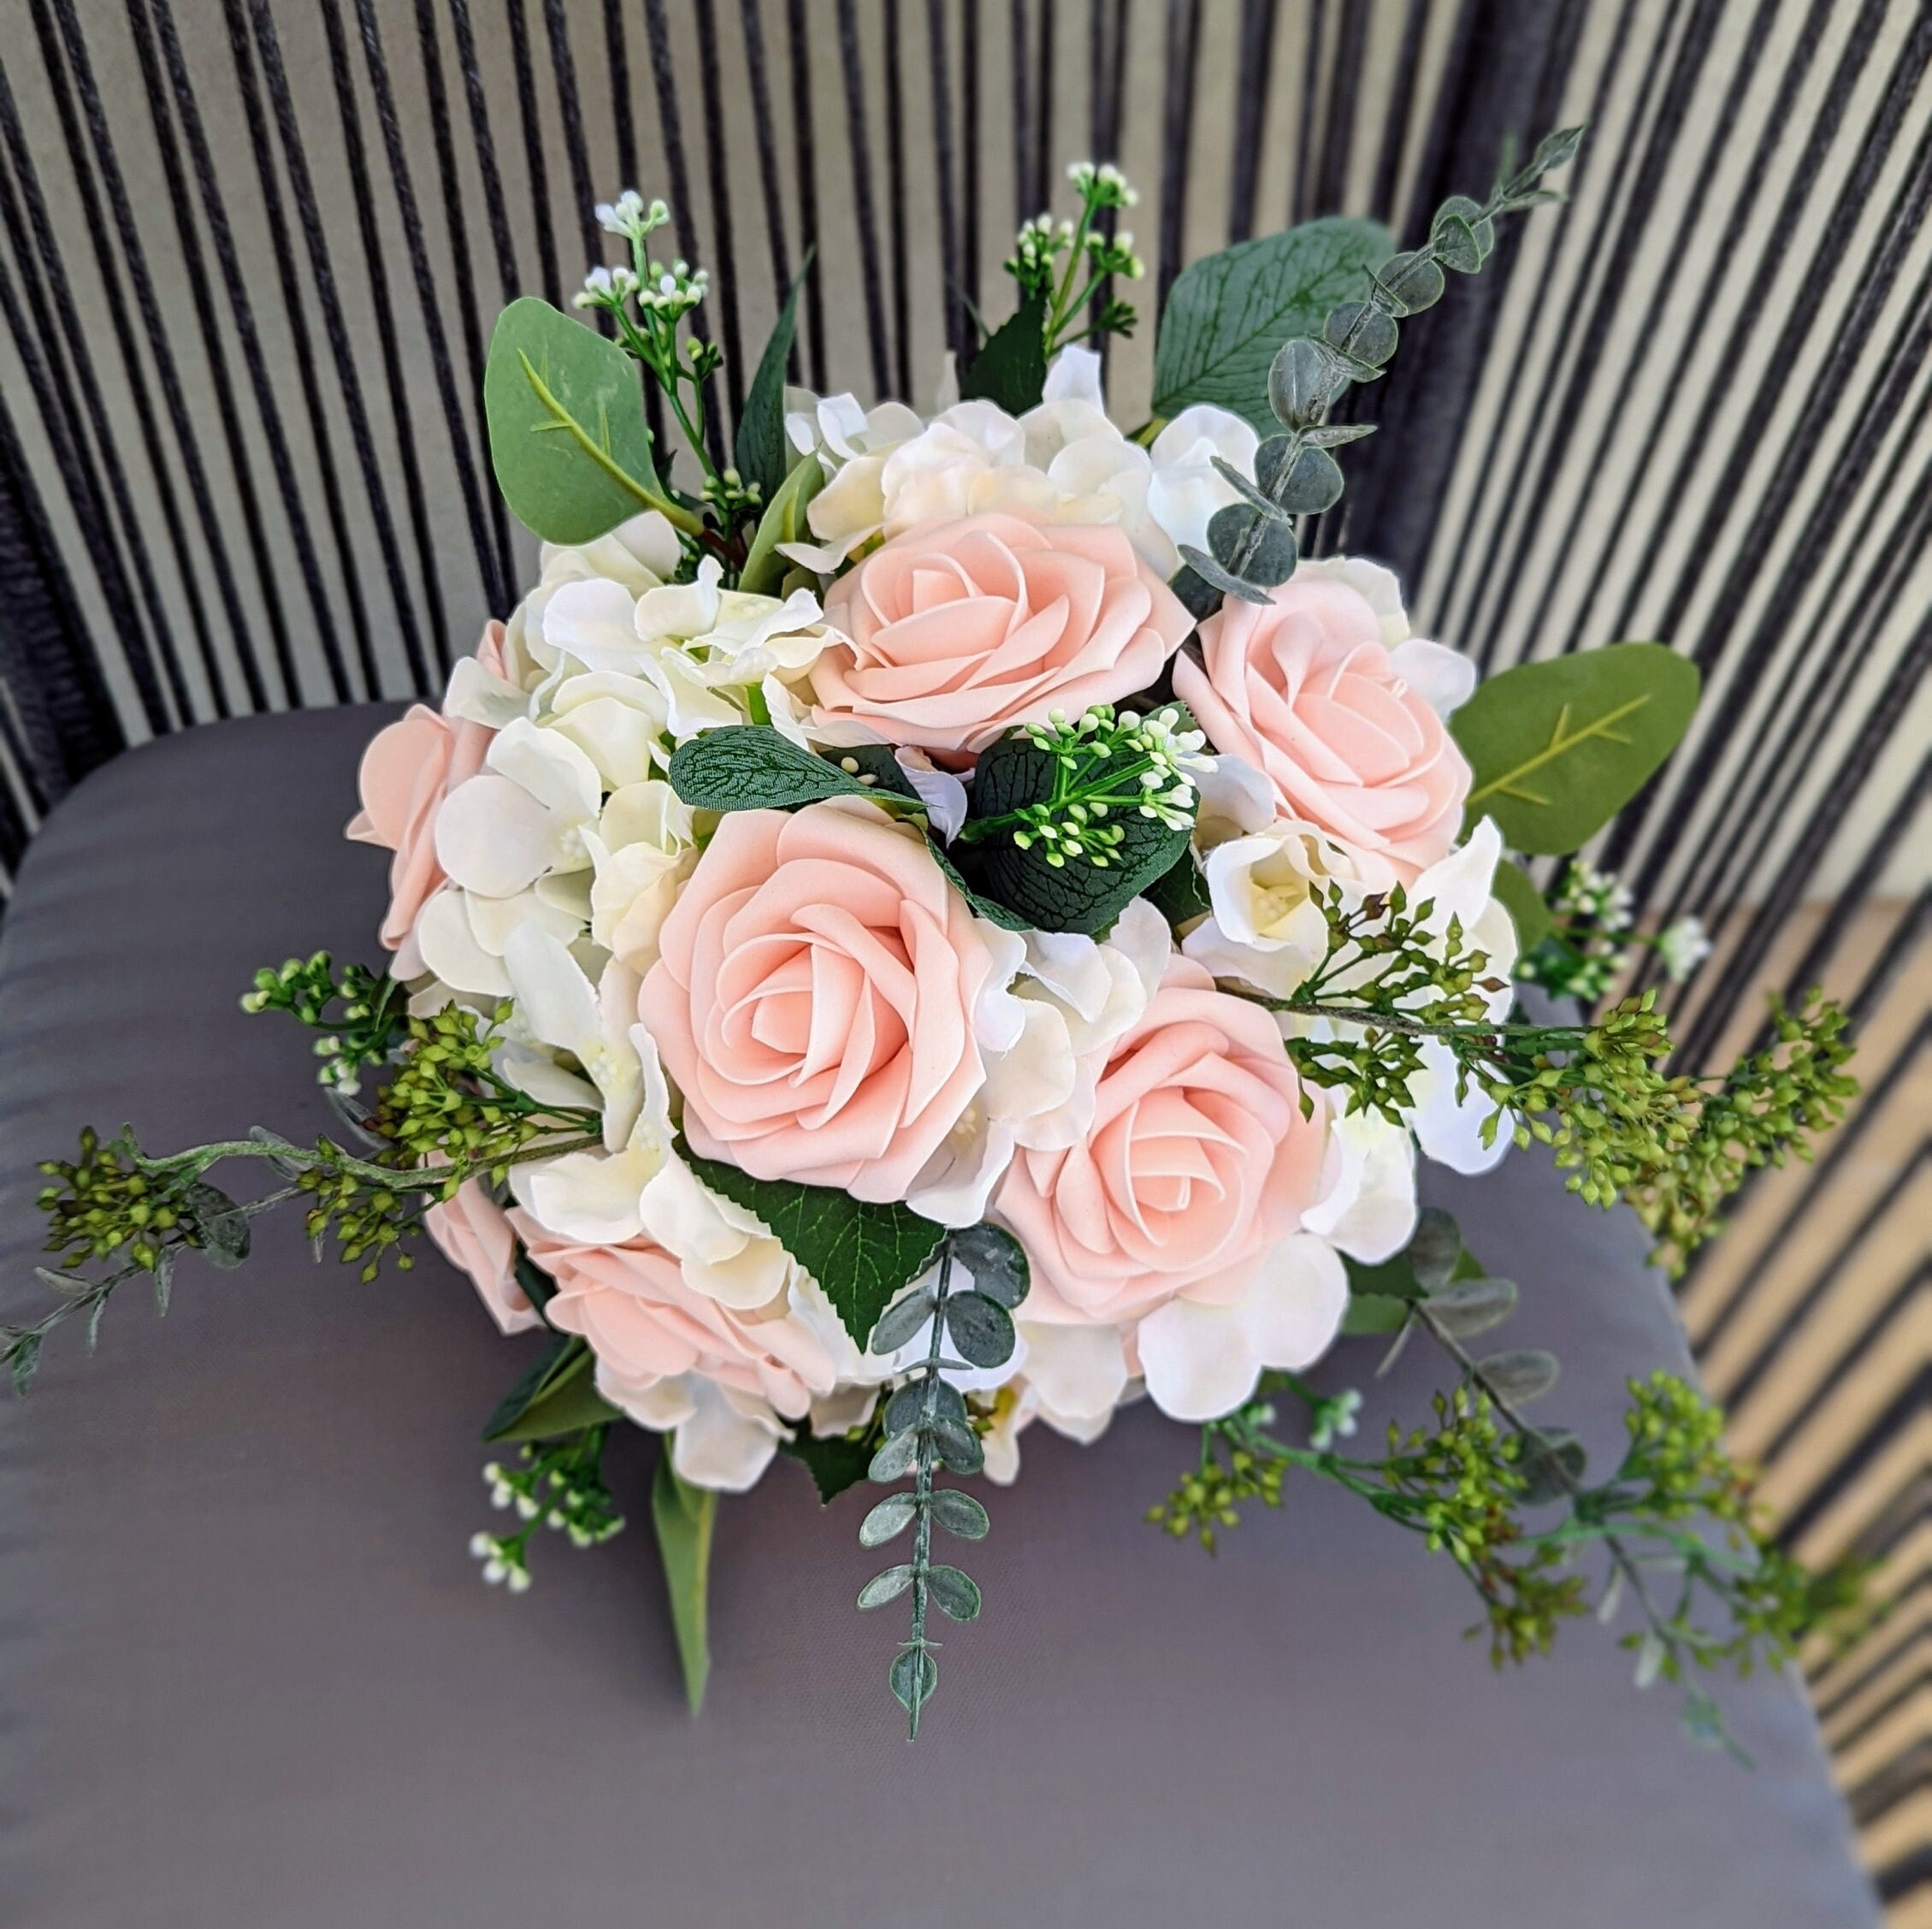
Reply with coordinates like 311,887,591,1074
1477,1347,1561,1405
184,1181,249,1268
781,1429,875,1503
482,1331,582,1440
1256,438,1344,515
1340,1291,1411,1335
1344,1234,1483,1309
1407,1206,1462,1292
1154,217,1392,429
1451,643,1702,855
928,1487,990,1539
868,1429,919,1482
868,1284,938,1355
944,1291,1016,1369
513,1251,558,1312
1208,503,1297,585
733,262,807,504
1517,1427,1587,1506
738,447,825,595
666,725,878,812
857,1564,915,1608
484,296,664,544
485,1339,623,1443
1325,301,1398,365
927,838,1035,932
1267,335,1350,428
679,1143,947,1350
1177,543,1277,607
931,1417,984,1475
1490,857,1554,952
960,287,1049,414
859,1493,918,1546
1375,251,1445,316
948,1222,1030,1308
926,1565,983,1622
1432,213,1483,275
1423,1275,1519,1340
650,1453,717,1713
889,1644,938,1715
1143,843,1214,932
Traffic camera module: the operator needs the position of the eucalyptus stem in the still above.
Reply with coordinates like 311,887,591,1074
903,1246,952,1741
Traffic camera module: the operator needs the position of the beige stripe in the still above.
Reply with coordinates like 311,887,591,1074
1824,1640,1931,1754
1833,1687,1931,1800
1807,1587,1932,1701
1860,1787,1932,1889
1794,1411,1932,1570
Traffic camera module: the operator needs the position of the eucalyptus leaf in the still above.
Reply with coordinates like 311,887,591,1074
1423,1275,1519,1340
868,1429,919,1482
738,448,824,595
1341,1291,1412,1336
733,260,808,503
484,296,666,544
667,725,881,813
1432,212,1484,275
1517,1427,1587,1506
857,1564,915,1609
886,1377,965,1436
928,1487,990,1540
1477,1347,1561,1405
868,1284,938,1355
1155,217,1391,430
1490,857,1555,952
889,1644,938,1715
944,1291,1016,1369
650,1453,717,1713
926,1565,984,1622
948,1222,1030,1308
184,1181,249,1268
859,1494,919,1547
1267,334,1350,427
1406,1207,1462,1292
1177,543,1276,606
679,1143,946,1350
1375,251,1445,315
1325,300,1397,366
1208,503,1297,586
960,287,1049,414
1451,644,1701,855
1256,437,1344,515
931,1417,985,1476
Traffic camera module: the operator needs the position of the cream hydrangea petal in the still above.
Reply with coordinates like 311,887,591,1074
487,717,603,829
1237,1234,1349,1370
443,654,529,729
1302,1108,1418,1263
1408,1037,1512,1175
1042,343,1105,405
494,1043,600,1113
511,1145,653,1243
414,887,513,997
540,577,647,674
633,558,723,645
1015,1319,1127,1425
1192,751,1278,843
1389,638,1478,719
671,1381,785,1492
1136,1298,1260,1423
434,773,558,897
637,1155,792,1311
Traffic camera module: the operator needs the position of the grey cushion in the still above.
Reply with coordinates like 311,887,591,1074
0,710,1877,1928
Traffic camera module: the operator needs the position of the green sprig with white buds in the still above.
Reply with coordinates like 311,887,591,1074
472,1426,624,1592
1005,160,1145,356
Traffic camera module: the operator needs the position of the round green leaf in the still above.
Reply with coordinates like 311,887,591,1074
889,1645,938,1715
1325,300,1397,365
1424,1275,1519,1340
869,1283,938,1356
859,1494,919,1547
926,1565,983,1622
944,1291,1016,1369
1477,1347,1560,1405
948,1222,1030,1308
857,1564,915,1609
928,1488,990,1540
1451,644,1702,855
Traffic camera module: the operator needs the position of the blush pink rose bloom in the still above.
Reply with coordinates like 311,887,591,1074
1173,574,1470,877
814,512,1194,754
510,1210,836,1421
995,956,1330,1323
347,622,509,974
425,1178,541,1336
643,802,998,1200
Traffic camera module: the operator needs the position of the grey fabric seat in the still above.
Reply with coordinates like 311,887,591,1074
0,710,1878,1928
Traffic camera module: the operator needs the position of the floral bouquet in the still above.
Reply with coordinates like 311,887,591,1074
15,129,1862,1745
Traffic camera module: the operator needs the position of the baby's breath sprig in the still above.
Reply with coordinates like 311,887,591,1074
954,704,1211,869
1515,858,1713,998
1004,160,1144,356
471,1425,625,1592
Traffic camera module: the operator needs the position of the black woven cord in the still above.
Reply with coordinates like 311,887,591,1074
447,0,524,304
960,0,980,349
0,382,123,790
245,0,434,694
1009,0,1031,230
1291,0,1327,226
0,51,180,733
883,0,911,399
504,0,563,305
691,0,746,429
1315,0,1365,215
1155,0,1201,315
738,0,797,378
925,0,966,369
356,0,515,628
316,0,456,677
416,0,518,612
1031,0,1054,226
1226,0,1278,244
1368,0,1427,227
541,0,608,289
834,0,893,400
785,0,827,389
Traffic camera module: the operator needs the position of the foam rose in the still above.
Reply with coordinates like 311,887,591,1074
425,1178,541,1336
347,621,505,974
815,512,1193,754
642,802,1002,1202
995,956,1347,1420
511,1210,838,1491
1173,565,1472,878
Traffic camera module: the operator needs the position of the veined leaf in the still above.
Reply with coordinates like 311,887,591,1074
484,296,677,545
482,1333,623,1443
667,725,878,812
960,286,1049,414
1154,217,1392,430
1451,644,1700,855
650,1453,717,1713
734,257,810,505
780,1429,875,1504
1490,858,1554,952
738,448,824,595
678,1143,946,1348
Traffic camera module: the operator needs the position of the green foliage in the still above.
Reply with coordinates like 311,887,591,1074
857,1234,1016,1736
997,159,1144,366
1152,216,1392,429
676,1143,947,1350
1451,644,1701,854
665,725,934,820
470,1423,624,1594
482,1332,623,1444
651,1453,718,1713
484,296,678,545
241,951,411,1095
781,1423,879,1504
960,286,1050,414
954,705,1207,934
736,450,824,595
1488,859,1554,953
1177,130,1580,612
733,262,808,504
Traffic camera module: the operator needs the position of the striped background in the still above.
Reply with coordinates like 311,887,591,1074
0,0,1922,1908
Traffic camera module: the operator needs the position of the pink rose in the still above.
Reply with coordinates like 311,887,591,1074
995,956,1330,1324
425,1178,541,1336
1173,574,1469,876
642,802,999,1201
510,1210,836,1422
347,622,506,973
814,512,1193,754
